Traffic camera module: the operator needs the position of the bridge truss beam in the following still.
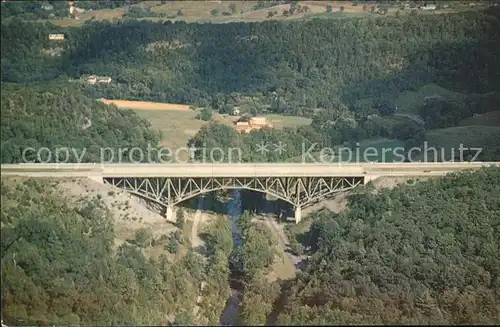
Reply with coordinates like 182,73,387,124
103,176,365,223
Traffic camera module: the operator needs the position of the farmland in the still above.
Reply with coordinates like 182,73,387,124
100,99,191,111
44,1,372,26
31,0,489,27
106,99,312,151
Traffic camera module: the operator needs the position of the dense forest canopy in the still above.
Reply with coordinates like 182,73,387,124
2,8,500,163
276,167,500,324
2,3,500,327
0,1,68,20
74,0,142,10
0,178,207,325
2,9,499,115
0,83,159,163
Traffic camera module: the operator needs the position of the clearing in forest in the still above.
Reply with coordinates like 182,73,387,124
100,99,191,111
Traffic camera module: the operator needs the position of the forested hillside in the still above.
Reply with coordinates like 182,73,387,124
0,83,159,163
274,167,500,324
2,4,500,327
2,9,499,115
3,8,500,162
0,178,207,325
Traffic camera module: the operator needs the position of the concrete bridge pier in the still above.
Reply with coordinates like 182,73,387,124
166,204,176,223
294,206,302,224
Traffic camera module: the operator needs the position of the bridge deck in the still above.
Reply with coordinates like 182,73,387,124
1,162,498,178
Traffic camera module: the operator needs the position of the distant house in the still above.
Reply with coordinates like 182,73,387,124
48,34,65,41
69,5,85,14
41,3,54,10
234,116,273,134
87,75,97,84
86,75,112,84
249,117,268,126
420,4,436,10
97,76,112,84
235,121,251,133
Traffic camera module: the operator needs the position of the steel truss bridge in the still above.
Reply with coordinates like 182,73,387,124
2,162,499,223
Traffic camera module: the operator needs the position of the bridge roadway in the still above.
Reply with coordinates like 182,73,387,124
3,162,499,223
1,162,499,178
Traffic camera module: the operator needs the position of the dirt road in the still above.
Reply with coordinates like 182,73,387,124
262,217,302,270
191,196,205,253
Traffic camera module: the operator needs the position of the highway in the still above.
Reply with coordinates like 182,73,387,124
1,162,499,178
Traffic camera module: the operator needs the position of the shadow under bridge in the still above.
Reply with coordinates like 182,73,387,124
102,175,365,223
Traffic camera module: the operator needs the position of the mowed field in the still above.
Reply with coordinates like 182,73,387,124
107,99,312,154
102,98,202,151
101,99,191,111
393,83,466,115
458,111,500,127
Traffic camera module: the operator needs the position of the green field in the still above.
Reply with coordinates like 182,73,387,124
393,83,466,115
287,137,406,163
338,138,407,163
412,125,500,161
132,109,312,152
458,111,500,127
265,114,312,129
425,126,500,149
132,109,204,151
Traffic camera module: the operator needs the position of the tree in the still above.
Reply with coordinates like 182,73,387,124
170,311,194,326
176,9,183,16
275,167,500,325
250,106,260,117
201,249,232,323
370,5,376,12
176,208,185,229
203,216,234,257
0,179,205,326
134,228,152,248
237,210,253,232
231,215,278,277
340,6,345,12
210,8,219,16
237,273,281,325
174,230,183,244
228,3,236,15
197,107,213,121
165,234,179,253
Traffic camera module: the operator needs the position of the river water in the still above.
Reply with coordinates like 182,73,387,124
219,190,243,326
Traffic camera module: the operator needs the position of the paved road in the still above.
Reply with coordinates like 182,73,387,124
1,162,498,178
